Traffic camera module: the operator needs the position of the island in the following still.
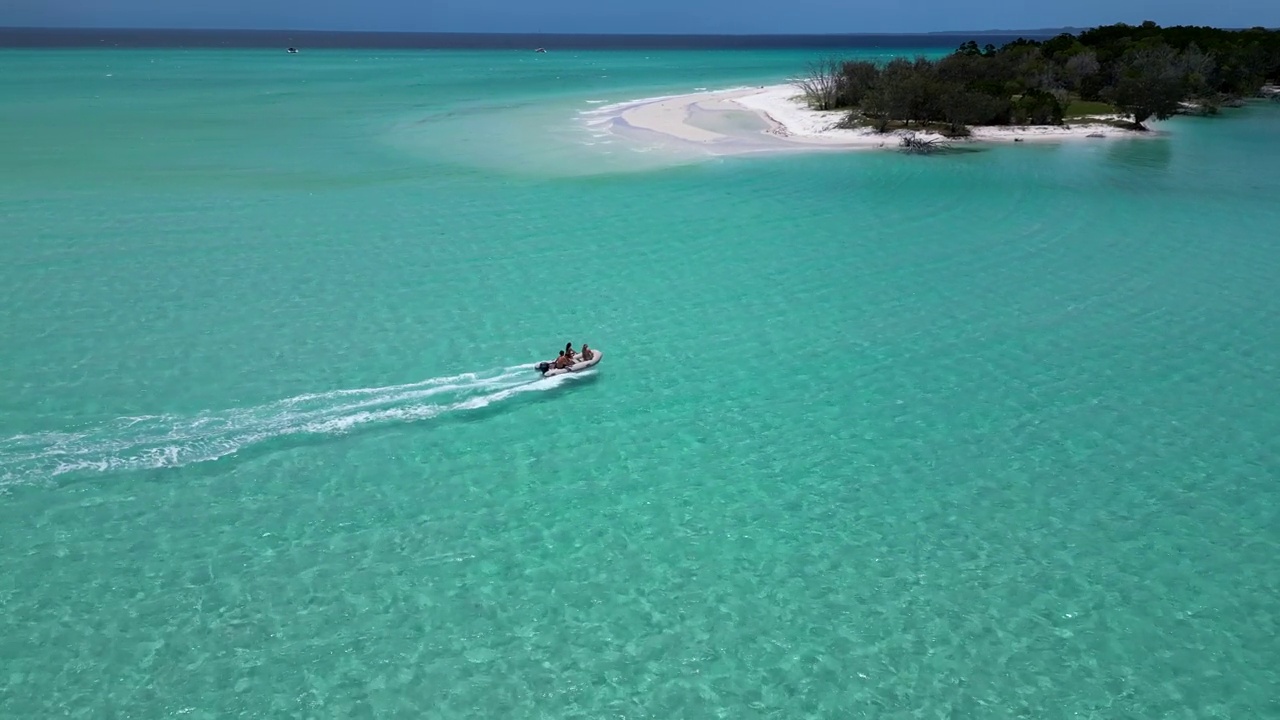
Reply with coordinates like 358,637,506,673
795,22,1280,147
583,22,1280,155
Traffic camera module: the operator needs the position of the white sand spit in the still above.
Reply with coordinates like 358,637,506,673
580,82,1156,156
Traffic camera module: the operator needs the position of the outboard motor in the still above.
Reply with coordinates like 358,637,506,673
535,362,551,374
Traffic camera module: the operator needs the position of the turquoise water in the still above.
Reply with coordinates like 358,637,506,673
2,48,1279,717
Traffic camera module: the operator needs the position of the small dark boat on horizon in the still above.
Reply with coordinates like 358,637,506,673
534,47,547,53
287,47,298,54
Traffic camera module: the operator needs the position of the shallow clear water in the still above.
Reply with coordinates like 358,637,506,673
2,48,1279,718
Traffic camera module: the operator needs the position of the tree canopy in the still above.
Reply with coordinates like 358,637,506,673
802,22,1280,134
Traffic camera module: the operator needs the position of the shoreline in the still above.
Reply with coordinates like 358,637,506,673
582,82,1155,155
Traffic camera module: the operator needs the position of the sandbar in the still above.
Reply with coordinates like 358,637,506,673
580,83,1152,156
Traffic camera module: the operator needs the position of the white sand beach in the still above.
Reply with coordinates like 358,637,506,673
582,82,1151,155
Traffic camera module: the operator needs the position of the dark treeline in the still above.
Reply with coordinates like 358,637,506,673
801,21,1280,134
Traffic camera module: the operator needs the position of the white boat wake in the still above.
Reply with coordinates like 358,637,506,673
0,364,588,485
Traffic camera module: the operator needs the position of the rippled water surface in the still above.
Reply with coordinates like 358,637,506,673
2,48,1279,718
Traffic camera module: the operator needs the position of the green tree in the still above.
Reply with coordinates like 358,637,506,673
839,60,881,107
1011,90,1064,125
938,85,1009,133
1062,49,1101,94
1179,42,1218,110
1104,43,1188,128
867,57,938,126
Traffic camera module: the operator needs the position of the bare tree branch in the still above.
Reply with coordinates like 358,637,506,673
797,56,845,111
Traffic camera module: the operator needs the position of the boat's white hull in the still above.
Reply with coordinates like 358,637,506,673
536,349,602,377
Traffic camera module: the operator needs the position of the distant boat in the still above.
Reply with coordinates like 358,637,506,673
534,48,547,53
287,47,298,54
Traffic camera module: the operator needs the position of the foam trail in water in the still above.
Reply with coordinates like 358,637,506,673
0,365,588,484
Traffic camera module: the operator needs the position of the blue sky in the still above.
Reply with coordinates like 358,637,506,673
3,0,1276,34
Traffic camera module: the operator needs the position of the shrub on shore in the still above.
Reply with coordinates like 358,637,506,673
802,21,1280,132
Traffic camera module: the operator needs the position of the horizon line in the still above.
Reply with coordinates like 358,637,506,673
0,25,1095,37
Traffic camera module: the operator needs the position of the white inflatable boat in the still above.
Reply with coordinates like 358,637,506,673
534,349,603,377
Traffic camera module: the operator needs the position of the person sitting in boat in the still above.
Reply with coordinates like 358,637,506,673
552,351,572,370
579,344,594,361
563,342,576,361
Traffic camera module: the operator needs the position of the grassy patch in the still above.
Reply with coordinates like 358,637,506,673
1065,100,1116,117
